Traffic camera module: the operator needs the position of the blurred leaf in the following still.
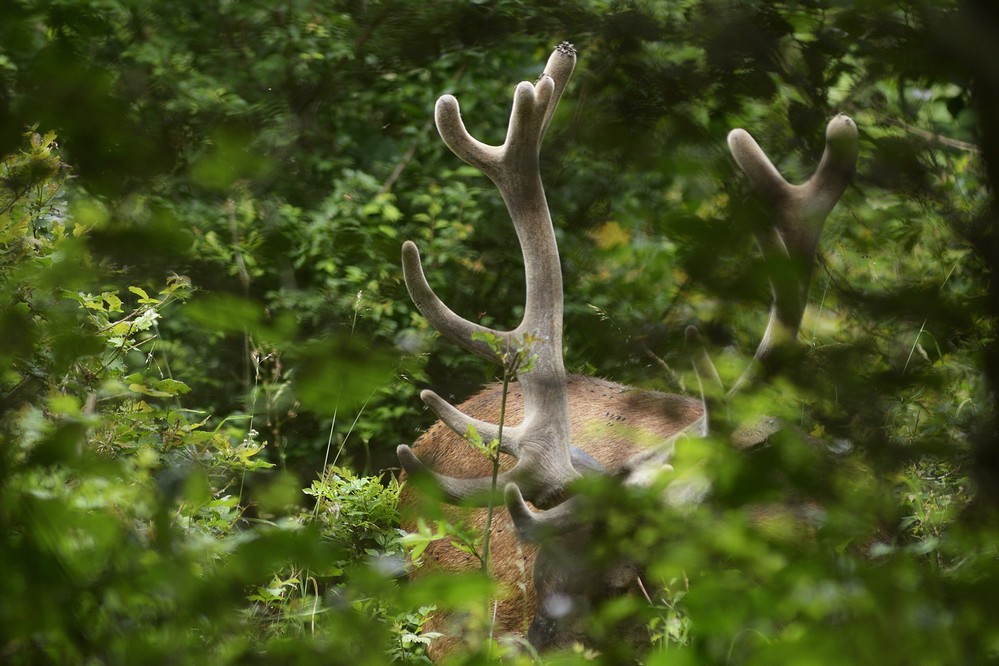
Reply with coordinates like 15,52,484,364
290,336,397,416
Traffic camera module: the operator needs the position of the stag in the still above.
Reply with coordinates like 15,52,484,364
397,42,858,657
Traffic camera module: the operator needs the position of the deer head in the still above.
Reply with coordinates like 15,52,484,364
397,43,859,657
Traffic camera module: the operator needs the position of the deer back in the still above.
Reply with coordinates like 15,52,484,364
409,376,701,478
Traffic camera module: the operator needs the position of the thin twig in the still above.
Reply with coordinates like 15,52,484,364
636,575,654,605
379,116,434,196
226,199,253,389
481,363,511,575
888,118,981,154
378,62,470,195
903,318,929,374
643,346,685,392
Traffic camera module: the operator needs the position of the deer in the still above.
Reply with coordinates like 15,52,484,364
395,42,859,658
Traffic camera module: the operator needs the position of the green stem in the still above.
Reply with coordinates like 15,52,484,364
480,366,511,575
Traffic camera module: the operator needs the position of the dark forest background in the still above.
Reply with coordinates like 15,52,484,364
3,1,999,663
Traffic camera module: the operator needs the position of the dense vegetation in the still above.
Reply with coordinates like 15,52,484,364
2,0,998,663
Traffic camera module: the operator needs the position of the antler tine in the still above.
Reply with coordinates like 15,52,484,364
399,43,582,509
398,445,532,504
402,240,509,364
727,114,859,392
504,482,580,541
684,325,722,437
419,389,509,454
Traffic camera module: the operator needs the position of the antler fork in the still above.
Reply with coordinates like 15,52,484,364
725,114,859,393
685,114,859,441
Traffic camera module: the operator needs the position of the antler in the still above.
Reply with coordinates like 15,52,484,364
724,113,859,392
397,43,580,509
688,114,859,437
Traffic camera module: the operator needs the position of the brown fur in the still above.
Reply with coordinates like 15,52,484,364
399,374,701,658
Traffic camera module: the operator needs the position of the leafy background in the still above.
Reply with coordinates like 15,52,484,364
2,0,998,663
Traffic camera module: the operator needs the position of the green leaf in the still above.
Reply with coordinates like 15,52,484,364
82,294,106,311
291,335,398,416
187,293,297,342
128,285,159,304
102,292,123,313
128,382,173,398
47,393,81,416
152,378,191,396
107,322,134,337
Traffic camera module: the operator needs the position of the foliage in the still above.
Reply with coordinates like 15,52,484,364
0,130,424,663
304,465,404,570
1,0,999,664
